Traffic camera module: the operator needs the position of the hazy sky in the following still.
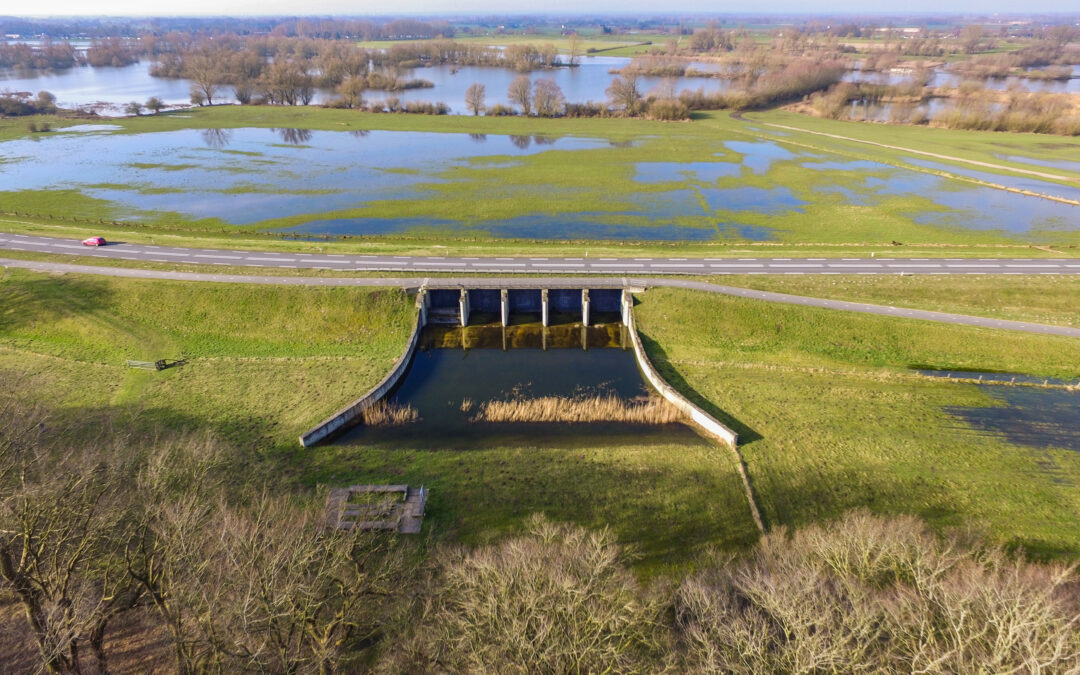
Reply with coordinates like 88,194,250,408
7,0,1080,17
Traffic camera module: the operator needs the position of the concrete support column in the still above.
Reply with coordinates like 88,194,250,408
500,289,509,327
581,289,590,327
541,289,549,327
417,289,429,327
620,289,631,325
459,289,470,327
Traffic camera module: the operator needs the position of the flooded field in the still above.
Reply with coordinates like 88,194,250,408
2,122,1077,241
0,54,732,115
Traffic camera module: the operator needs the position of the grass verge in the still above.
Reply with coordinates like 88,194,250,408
634,287,1080,559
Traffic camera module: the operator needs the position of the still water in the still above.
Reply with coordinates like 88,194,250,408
0,55,732,115
337,322,704,446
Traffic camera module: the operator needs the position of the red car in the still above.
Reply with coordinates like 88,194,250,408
81,236,107,246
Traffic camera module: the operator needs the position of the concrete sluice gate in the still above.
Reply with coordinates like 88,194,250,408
422,288,625,329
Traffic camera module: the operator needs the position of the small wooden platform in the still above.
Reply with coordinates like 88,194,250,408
326,484,427,534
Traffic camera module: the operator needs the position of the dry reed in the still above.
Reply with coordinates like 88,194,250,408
473,394,683,425
362,401,419,427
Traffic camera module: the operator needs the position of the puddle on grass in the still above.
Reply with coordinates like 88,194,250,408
997,154,1080,174
54,124,124,133
905,158,1080,203
799,165,1080,235
634,161,741,184
277,212,739,241
699,186,805,214
723,140,800,174
0,127,611,225
944,386,1080,452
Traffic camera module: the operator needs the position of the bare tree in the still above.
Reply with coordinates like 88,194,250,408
507,75,532,115
464,82,486,116
145,96,165,114
533,78,566,117
184,52,221,106
337,75,366,109
567,33,583,67
0,400,141,674
606,73,642,113
124,100,143,116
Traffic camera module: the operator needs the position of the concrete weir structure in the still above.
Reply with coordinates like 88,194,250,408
420,285,622,327
299,282,764,532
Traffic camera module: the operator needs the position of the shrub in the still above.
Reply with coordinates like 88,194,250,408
672,510,1080,673
647,98,691,121
385,515,663,673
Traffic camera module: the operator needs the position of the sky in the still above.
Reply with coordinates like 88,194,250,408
5,0,1080,16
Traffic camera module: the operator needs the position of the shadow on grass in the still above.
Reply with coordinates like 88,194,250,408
637,331,763,445
311,428,764,571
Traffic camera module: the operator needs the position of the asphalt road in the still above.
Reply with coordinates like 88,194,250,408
4,256,1079,339
2,233,1079,275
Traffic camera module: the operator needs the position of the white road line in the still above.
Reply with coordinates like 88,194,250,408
194,254,243,260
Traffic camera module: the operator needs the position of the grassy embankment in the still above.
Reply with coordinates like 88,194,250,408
635,287,1080,560
0,268,760,574
2,107,1078,258
5,267,1080,568
0,269,413,454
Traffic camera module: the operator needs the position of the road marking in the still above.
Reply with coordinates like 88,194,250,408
652,263,706,268
769,263,824,268
194,254,243,260
828,264,883,268
246,257,295,262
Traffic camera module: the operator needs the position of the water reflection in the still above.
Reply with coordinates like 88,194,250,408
200,127,232,149
273,127,313,145
509,134,531,150
468,133,487,143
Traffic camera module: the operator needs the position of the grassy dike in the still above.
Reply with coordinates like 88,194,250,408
0,268,761,573
634,287,1080,559
4,266,1080,569
0,269,414,460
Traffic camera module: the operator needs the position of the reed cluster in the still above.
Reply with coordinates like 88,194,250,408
472,394,682,424
362,400,420,426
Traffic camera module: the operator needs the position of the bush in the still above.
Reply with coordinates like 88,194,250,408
672,510,1080,673
646,98,691,121
564,101,608,117
385,515,663,673
486,103,517,116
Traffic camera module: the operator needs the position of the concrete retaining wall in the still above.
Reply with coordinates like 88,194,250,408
622,291,765,533
299,303,425,448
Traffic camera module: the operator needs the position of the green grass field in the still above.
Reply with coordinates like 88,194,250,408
354,31,673,56
0,268,758,573
0,269,414,449
5,267,1080,568
634,287,1080,559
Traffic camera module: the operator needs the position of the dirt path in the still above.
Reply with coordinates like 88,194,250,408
747,116,1076,183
